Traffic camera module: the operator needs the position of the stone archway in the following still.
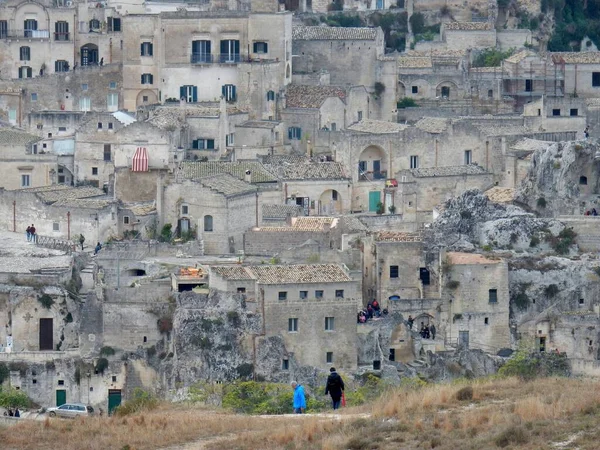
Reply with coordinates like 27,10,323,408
136,89,158,108
435,81,459,100
358,145,387,181
319,189,342,215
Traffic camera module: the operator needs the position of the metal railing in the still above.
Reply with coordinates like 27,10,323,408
359,170,387,181
54,32,70,41
0,29,51,39
191,53,213,64
34,235,75,254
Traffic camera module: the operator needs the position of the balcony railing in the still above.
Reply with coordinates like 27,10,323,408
219,53,242,63
191,53,213,64
359,170,387,181
54,32,70,41
0,29,50,39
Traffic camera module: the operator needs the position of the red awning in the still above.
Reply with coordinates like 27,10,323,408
131,147,148,172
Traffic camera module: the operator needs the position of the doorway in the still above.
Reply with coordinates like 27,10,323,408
537,336,546,352
419,268,430,285
39,318,53,350
56,389,66,406
441,86,450,98
108,389,122,415
369,191,380,212
459,331,469,349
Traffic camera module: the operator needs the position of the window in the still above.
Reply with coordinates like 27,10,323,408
410,155,419,169
299,291,308,299
288,127,301,140
123,216,130,224
464,150,472,165
331,123,337,131
488,89,493,98
108,17,121,32
253,41,268,54
180,85,198,103
325,317,335,331
594,72,600,87
89,19,100,31
18,66,32,79
222,84,237,102
82,83,88,91
580,176,588,185
282,359,289,370
55,60,69,72
332,190,338,201
98,122,103,130
358,111,363,121
181,205,189,215
80,97,91,111
24,19,37,37
108,122,113,130
31,93,37,102
412,86,418,94
390,265,399,279
107,93,118,110
441,86,450,98
92,167,98,175
288,318,298,332
220,39,240,63
489,289,498,303
237,287,246,293
315,290,324,299
143,96,148,102
279,291,288,301
21,174,30,187
335,290,344,298
140,42,153,56
192,139,215,150
525,79,533,92
552,109,561,116
326,352,333,363
141,73,153,85
109,81,117,89
55,21,69,41
58,380,64,386
20,46,30,61
267,90,275,101
570,108,578,116
484,317,489,325
191,40,211,63
58,176,65,183
580,298,585,305
104,144,111,161
204,215,213,232
8,109,16,125
0,20,6,38
226,133,235,146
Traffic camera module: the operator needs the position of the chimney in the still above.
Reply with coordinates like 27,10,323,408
244,170,252,184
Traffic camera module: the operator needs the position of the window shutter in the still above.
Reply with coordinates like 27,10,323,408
192,140,198,149
298,128,302,139
207,139,215,149
141,75,144,84
232,85,236,101
27,67,32,77
264,43,268,52
180,86,186,100
192,86,197,102
140,43,144,55
221,85,226,98
149,74,153,84
149,43,153,56
253,42,258,53
107,18,113,32
288,128,292,140
192,40,199,54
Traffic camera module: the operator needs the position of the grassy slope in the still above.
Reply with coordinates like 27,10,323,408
4,377,600,450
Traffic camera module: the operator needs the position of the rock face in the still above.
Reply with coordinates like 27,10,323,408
423,349,503,381
517,139,600,216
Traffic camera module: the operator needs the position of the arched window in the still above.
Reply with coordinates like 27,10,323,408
204,215,213,232
580,176,588,185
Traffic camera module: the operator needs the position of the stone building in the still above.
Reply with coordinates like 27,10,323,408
0,127,45,190
444,252,511,352
210,263,360,369
120,5,292,115
440,22,496,51
552,52,600,99
160,173,258,254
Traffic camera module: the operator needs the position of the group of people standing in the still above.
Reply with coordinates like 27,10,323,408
407,316,436,340
25,224,36,243
292,367,345,414
357,300,388,323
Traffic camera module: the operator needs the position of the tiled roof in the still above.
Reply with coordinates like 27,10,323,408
20,185,106,203
52,198,114,209
411,165,487,177
484,187,516,204
447,252,501,265
125,202,157,216
262,204,304,219
293,26,378,41
444,22,493,31
375,231,422,242
415,117,450,134
197,173,257,197
211,265,253,280
347,119,408,134
504,50,534,64
339,215,368,233
398,56,432,68
250,264,352,284
237,120,280,129
551,52,600,64
253,216,337,233
262,155,348,180
0,128,41,146
147,104,245,130
477,125,531,136
285,85,346,109
176,161,277,184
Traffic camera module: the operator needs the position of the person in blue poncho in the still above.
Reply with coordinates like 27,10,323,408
291,381,306,414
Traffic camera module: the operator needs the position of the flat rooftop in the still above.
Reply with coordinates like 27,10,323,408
0,231,71,274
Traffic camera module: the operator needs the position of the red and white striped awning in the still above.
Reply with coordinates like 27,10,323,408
131,147,148,172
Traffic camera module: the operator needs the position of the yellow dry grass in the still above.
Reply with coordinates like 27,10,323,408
4,377,600,450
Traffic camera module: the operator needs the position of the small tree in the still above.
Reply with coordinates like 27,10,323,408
0,388,30,409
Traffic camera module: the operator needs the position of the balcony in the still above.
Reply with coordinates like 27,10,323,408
0,29,50,39
54,32,70,41
219,53,242,63
359,170,387,181
191,53,213,64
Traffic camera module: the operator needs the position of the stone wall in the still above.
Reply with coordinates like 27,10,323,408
244,229,331,255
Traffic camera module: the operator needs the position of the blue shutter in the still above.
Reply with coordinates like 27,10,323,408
149,43,153,56
298,128,302,139
264,43,268,53
149,74,153,84
222,85,226,98
207,139,215,149
288,128,292,140
140,43,144,55
231,85,236,101
192,86,197,102
253,42,258,53
180,86,186,100
192,40,199,54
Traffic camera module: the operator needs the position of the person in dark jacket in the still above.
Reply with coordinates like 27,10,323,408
325,367,345,410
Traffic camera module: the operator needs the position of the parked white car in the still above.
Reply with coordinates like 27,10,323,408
47,403,93,418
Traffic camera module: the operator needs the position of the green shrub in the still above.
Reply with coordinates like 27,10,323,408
38,294,54,309
529,236,540,247
514,291,530,310
546,227,577,254
397,97,418,108
95,357,109,374
158,224,172,243
544,284,559,298
495,425,529,447
0,363,9,384
64,312,73,323
472,48,515,67
0,388,31,409
409,12,425,34
100,346,116,357
482,244,493,252
455,386,473,401
114,388,158,416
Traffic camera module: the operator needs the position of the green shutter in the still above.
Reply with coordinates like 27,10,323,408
180,86,186,100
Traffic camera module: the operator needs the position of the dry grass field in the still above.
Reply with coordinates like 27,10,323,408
4,377,600,450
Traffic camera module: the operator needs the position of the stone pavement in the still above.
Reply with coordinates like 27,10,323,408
0,231,71,273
